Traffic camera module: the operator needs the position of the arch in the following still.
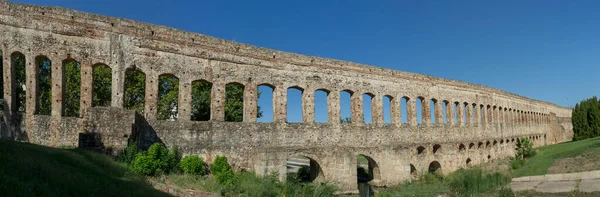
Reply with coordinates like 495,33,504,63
225,82,245,122
339,90,353,123
417,146,426,155
458,144,466,152
314,89,329,123
35,55,52,115
191,80,212,121
383,95,393,124
442,100,449,124
500,139,504,144
410,164,417,178
428,161,442,174
433,144,441,154
362,93,374,123
454,102,460,124
416,96,424,124
157,74,179,120
479,104,484,124
493,140,498,146
256,84,274,122
400,96,409,124
466,158,472,166
478,142,483,149
286,155,324,183
430,98,437,124
11,52,26,113
486,141,491,148
124,68,146,112
286,86,303,123
468,143,475,149
471,103,477,123
487,155,492,160
462,102,468,123
62,58,80,117
356,154,381,183
92,64,112,107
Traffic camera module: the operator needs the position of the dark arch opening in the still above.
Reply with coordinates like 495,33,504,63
62,59,80,117
466,158,472,166
356,154,380,183
286,155,323,183
124,68,146,113
11,52,26,113
486,141,491,148
433,144,441,154
157,74,179,120
417,146,426,155
410,164,417,178
493,140,498,146
35,56,52,115
469,143,475,149
487,155,491,160
428,161,442,174
92,64,112,107
478,142,483,149
225,82,245,122
459,144,465,152
191,80,212,121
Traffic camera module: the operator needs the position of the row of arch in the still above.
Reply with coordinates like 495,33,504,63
0,50,554,125
416,134,545,156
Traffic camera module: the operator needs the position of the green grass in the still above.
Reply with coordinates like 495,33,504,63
511,136,600,177
0,139,171,197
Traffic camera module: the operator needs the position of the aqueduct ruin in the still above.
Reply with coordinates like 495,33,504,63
0,2,573,193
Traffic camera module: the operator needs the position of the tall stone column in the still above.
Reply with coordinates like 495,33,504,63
434,100,443,125
476,105,481,125
456,102,463,126
465,103,472,125
446,101,454,125
272,85,287,123
328,90,340,124
351,92,363,126
178,78,192,121
421,97,430,125
372,94,384,125
112,65,125,108
243,82,257,122
390,96,401,125
49,56,64,146
210,80,225,121
80,61,93,118
144,73,158,120
26,54,36,116
407,98,417,126
302,88,314,123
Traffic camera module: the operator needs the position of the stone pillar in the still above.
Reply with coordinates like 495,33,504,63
407,98,417,126
2,47,13,113
26,54,36,115
328,90,339,124
476,105,481,125
421,98,430,125
49,56,64,146
210,81,225,121
144,73,158,120
456,102,463,126
243,82,257,122
112,65,125,108
80,61,93,118
465,103,472,125
390,96,401,125
273,85,287,123
302,88,314,123
372,95,384,125
351,92,363,125
178,78,192,121
491,106,496,124
434,100,443,125
445,101,453,125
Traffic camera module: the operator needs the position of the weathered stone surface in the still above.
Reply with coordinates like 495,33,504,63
535,181,577,193
0,1,574,193
579,179,600,193
510,181,540,191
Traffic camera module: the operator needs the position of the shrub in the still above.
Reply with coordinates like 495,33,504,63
179,155,206,175
515,138,535,159
210,155,235,186
445,168,510,196
131,143,180,175
117,142,139,164
510,158,525,170
497,187,515,197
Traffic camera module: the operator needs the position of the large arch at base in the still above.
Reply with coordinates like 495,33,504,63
428,161,442,174
356,154,381,183
286,155,324,183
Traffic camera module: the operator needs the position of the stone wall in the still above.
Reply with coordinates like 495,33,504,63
0,1,573,193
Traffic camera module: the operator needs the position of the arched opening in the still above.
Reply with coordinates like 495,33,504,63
35,56,52,115
442,100,448,124
286,86,303,123
383,95,392,124
478,142,483,149
416,97,424,124
458,144,465,152
339,90,353,123
314,89,329,123
401,97,409,124
417,146,426,155
225,82,245,122
11,52,26,113
500,139,504,144
433,144,441,154
493,140,498,146
453,102,459,124
462,102,468,123
479,105,484,123
486,141,491,148
471,104,477,123
124,68,146,113
487,155,491,160
256,84,274,122
363,93,374,124
62,59,80,117
157,74,179,120
428,161,442,174
286,155,323,183
356,155,380,183
469,143,475,149
190,80,212,121
410,164,417,178
92,64,112,107
430,99,437,124
466,158,472,166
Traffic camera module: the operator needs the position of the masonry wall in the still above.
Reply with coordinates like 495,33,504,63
0,2,573,193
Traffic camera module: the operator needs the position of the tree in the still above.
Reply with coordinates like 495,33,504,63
157,75,179,120
572,96,600,140
37,58,52,115
11,53,26,113
63,60,81,117
340,117,352,123
124,70,146,112
190,81,212,121
92,65,112,107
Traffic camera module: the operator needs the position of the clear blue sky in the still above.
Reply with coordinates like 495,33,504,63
14,0,600,122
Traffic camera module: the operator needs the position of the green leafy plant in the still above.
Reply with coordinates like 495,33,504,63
210,155,235,186
117,142,139,164
131,143,180,175
179,155,206,175
515,137,535,160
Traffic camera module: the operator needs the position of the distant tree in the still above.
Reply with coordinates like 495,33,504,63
572,96,600,140
340,117,352,123
157,75,179,120
92,65,112,107
124,70,146,113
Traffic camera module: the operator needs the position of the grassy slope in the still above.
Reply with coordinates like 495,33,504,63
0,140,171,197
512,136,600,177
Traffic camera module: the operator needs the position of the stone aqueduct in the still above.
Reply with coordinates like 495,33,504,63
0,2,573,193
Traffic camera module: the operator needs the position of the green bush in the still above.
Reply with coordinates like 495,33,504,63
510,158,526,170
515,138,535,159
179,155,205,175
445,168,510,196
117,142,139,164
497,187,515,197
131,143,180,175
210,155,236,186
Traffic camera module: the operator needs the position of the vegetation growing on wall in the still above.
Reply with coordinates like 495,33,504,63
572,96,600,140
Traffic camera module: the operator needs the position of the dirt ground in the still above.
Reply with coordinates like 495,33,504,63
548,151,600,174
